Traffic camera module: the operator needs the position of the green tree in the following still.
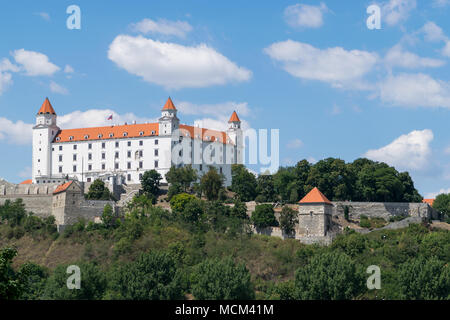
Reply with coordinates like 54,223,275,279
166,165,198,192
140,170,162,197
397,256,450,300
279,206,298,235
182,198,205,223
200,166,224,201
101,203,116,228
0,247,22,299
0,199,27,226
86,179,114,200
170,193,197,215
230,199,248,220
107,251,184,300
433,193,450,221
294,251,364,300
256,174,277,202
231,164,257,201
251,204,278,229
190,257,254,300
43,262,106,300
17,262,48,300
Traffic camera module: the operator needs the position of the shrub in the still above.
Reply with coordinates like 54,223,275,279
170,193,197,215
251,204,278,229
279,206,298,235
190,257,254,300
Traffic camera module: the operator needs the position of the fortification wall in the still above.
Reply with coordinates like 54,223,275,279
251,226,333,245
62,200,115,226
332,201,438,220
0,195,53,218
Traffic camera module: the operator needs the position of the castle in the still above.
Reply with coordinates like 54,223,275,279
31,97,243,187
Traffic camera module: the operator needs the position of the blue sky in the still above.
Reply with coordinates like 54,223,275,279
0,0,449,198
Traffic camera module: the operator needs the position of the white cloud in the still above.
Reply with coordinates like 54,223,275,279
379,73,450,108
64,65,74,73
12,49,60,76
0,58,20,72
50,81,69,95
0,59,19,95
131,18,193,38
432,0,450,7
442,41,450,57
108,35,252,89
0,118,33,145
177,101,250,117
382,0,417,26
425,188,450,198
422,22,447,42
264,40,378,89
384,44,445,69
287,138,303,149
0,72,13,95
364,129,433,170
58,109,157,130
284,2,328,29
35,12,50,21
444,146,450,155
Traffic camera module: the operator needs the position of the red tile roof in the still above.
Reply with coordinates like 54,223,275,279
299,187,332,205
37,97,56,115
228,111,240,123
53,123,159,143
53,181,73,194
422,199,434,206
19,179,32,185
162,97,176,110
179,124,233,145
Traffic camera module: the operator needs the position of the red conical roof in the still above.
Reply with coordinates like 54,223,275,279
37,97,56,115
228,111,240,123
299,187,332,205
162,97,176,110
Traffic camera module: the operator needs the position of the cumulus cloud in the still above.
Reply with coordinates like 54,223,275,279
0,72,13,95
379,73,450,108
50,81,69,95
364,129,433,170
12,49,60,76
64,65,74,73
384,44,445,69
425,188,450,198
108,35,252,89
0,118,34,145
382,0,417,26
264,40,378,89
131,18,193,38
284,2,328,29
422,22,447,42
177,101,250,117
287,138,303,149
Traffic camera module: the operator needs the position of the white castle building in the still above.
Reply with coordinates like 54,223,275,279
31,97,243,187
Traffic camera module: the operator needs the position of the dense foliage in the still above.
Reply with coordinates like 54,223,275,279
86,179,114,201
433,193,450,222
232,158,422,203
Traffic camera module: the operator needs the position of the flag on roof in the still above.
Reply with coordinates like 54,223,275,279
107,114,113,120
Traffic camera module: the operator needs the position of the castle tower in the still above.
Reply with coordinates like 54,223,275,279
158,97,179,136
227,111,243,164
32,98,60,183
297,187,333,237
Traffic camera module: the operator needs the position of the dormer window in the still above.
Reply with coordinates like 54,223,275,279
123,132,128,137
56,137,61,141
98,134,103,139
139,131,144,136
109,133,114,138
151,130,155,135
69,136,74,141
84,135,89,140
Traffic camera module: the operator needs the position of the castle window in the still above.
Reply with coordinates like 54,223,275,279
59,166,62,173
115,141,119,148
139,173,143,180
154,149,158,156
56,137,61,141
127,151,131,158
139,150,143,157
115,163,119,169
115,151,119,159
151,130,155,135
98,134,103,139
102,163,105,170
59,155,62,162
127,174,131,181
310,211,313,217
127,162,131,169
102,153,106,160
200,164,202,171
139,140,143,146
88,153,92,160
123,132,128,137
88,143,92,150
127,141,131,147
155,139,158,145
219,167,222,174
88,164,92,171
73,165,77,172
154,160,158,168
69,136,74,141
102,142,106,149
139,131,144,136
87,178,91,182
59,146,62,151
73,154,77,161
73,145,77,150
109,133,114,138
84,135,89,140
139,161,143,169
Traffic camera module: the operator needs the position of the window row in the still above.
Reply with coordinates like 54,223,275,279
55,139,159,151
59,160,159,173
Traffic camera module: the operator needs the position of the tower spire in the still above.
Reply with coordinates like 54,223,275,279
37,97,56,115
